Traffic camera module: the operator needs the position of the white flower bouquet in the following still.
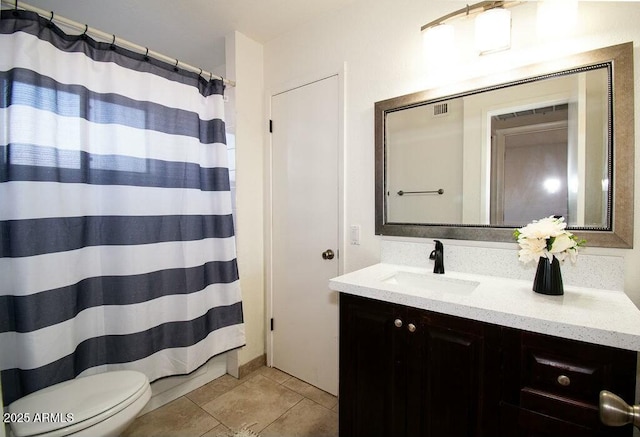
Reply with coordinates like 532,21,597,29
513,216,585,264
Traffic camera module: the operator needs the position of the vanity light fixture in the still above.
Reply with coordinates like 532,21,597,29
475,6,511,54
422,23,455,62
421,1,519,57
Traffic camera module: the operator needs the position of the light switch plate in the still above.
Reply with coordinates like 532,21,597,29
350,225,360,245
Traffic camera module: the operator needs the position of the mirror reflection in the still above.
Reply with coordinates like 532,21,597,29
385,66,610,228
376,42,633,248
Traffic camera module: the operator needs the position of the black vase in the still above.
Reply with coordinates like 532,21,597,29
533,256,564,295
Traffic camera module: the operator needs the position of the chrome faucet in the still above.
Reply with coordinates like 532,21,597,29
429,240,444,274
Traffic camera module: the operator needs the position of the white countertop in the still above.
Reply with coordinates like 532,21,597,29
329,263,640,351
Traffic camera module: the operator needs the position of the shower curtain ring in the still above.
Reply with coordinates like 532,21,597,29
110,34,116,50
209,72,213,81
46,11,55,27
174,59,179,72
144,47,149,61
198,68,203,77
83,24,88,35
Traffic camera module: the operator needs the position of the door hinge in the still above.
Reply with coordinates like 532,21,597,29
270,318,274,331
269,119,273,133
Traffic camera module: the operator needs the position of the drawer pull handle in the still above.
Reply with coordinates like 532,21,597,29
408,323,417,333
557,375,571,386
394,319,403,328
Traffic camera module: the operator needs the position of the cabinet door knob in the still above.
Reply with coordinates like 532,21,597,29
394,319,403,328
557,375,571,386
408,323,417,333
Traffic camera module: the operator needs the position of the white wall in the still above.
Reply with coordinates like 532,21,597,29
226,31,266,367
263,1,640,304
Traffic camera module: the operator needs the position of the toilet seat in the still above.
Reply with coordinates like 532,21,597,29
9,370,150,437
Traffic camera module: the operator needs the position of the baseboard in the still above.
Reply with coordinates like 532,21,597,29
238,354,266,379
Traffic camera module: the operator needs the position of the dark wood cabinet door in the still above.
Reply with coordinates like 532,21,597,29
406,309,487,437
339,294,406,437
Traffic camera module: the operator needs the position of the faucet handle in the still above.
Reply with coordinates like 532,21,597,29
430,240,443,260
431,240,445,274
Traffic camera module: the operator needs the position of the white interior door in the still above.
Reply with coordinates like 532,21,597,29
270,75,340,395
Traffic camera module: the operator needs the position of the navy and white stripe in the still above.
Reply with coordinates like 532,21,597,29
0,10,244,405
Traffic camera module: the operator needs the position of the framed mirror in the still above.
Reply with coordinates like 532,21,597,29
375,42,634,248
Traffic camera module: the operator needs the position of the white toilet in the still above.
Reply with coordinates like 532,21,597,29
8,370,151,437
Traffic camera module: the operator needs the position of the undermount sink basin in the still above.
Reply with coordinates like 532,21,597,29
383,271,480,294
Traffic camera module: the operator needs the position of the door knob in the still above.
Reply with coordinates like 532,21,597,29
322,249,335,260
600,390,640,428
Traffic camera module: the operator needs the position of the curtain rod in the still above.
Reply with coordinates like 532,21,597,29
1,0,236,87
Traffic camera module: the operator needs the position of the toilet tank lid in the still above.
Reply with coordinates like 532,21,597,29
8,370,149,436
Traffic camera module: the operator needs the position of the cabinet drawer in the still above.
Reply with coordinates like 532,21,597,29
520,332,635,405
523,348,604,402
500,401,601,437
520,388,600,429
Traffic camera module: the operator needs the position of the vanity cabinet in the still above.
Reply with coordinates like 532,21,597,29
339,293,637,437
499,329,636,436
339,293,502,437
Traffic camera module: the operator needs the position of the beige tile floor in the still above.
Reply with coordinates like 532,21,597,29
122,366,338,437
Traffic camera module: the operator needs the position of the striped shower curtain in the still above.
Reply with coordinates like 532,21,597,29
0,10,245,405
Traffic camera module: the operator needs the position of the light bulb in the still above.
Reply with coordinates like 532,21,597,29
422,24,455,63
475,8,511,55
